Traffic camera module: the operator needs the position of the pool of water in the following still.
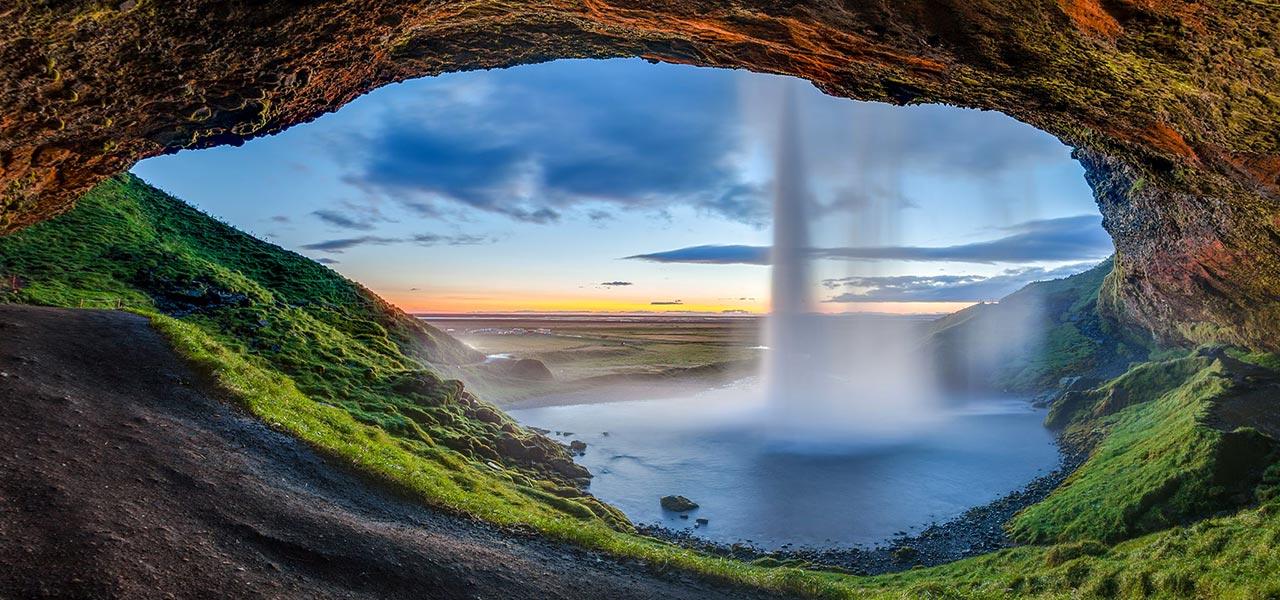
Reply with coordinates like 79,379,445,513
510,382,1059,549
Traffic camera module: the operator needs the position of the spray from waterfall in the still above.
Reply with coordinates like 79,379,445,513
760,78,942,447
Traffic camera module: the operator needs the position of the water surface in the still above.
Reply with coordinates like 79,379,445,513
510,383,1057,549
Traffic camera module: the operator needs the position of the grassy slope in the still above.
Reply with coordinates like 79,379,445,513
1012,353,1278,544
927,259,1153,393
5,175,1280,598
0,174,616,514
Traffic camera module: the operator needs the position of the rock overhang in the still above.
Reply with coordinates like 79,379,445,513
1,0,1277,347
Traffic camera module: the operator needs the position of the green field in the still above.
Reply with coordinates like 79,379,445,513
429,315,763,406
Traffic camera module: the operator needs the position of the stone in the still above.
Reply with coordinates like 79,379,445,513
660,495,699,512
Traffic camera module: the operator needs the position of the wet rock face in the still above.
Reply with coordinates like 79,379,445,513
2,1,1277,347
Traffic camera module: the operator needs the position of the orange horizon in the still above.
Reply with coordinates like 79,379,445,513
380,291,976,316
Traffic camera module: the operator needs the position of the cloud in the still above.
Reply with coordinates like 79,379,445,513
408,233,493,246
600,281,633,286
321,59,1077,232
269,215,291,223
340,60,768,226
313,209,376,231
625,215,1112,265
822,262,1101,303
738,79,1070,180
314,257,340,265
811,215,1111,263
300,233,493,253
626,245,770,265
300,236,401,253
650,300,684,305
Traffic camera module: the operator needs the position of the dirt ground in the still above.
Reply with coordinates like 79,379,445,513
0,305,783,599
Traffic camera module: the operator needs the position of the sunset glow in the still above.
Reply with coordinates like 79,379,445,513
133,59,1107,316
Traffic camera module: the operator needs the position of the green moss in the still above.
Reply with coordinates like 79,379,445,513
0,174,602,489
1013,355,1279,544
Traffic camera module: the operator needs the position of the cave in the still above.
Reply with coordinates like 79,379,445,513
3,2,1278,351
2,1,1280,355
3,3,1280,597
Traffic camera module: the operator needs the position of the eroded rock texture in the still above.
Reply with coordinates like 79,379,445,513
1,1,1277,347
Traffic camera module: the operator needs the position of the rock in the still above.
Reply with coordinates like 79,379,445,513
549,458,590,480
483,357,553,381
495,435,530,460
1059,375,1100,392
470,405,504,425
660,495,699,512
568,440,587,453
892,546,918,562
695,518,709,525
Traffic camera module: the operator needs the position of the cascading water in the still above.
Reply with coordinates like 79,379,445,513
763,84,815,425
762,80,942,447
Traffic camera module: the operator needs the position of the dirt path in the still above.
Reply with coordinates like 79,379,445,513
0,305,783,599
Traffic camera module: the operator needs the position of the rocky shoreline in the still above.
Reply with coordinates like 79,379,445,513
637,434,1089,576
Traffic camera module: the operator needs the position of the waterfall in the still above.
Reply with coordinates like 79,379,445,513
760,79,941,447
764,84,814,414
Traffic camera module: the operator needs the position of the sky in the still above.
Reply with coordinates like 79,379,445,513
131,59,1112,315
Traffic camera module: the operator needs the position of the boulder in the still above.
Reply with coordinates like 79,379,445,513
660,495,699,512
484,358,553,381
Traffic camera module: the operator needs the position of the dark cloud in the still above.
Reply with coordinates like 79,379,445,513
314,257,340,265
822,262,1101,303
408,233,493,246
626,245,770,265
342,60,766,226
300,236,401,253
650,300,684,305
625,216,1111,265
312,209,376,231
269,215,291,223
300,233,493,254
696,183,770,226
811,215,1111,263
600,281,633,286
329,60,1077,230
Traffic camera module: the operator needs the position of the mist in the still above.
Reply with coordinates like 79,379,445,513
759,79,944,447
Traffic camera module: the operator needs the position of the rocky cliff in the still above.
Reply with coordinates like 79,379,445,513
2,1,1277,347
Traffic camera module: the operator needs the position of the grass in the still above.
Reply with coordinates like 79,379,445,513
435,316,760,403
0,174,604,494
1012,354,1278,544
147,310,1280,600
927,258,1154,393
6,174,1280,598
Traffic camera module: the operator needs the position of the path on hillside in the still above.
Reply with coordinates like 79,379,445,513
0,305,783,599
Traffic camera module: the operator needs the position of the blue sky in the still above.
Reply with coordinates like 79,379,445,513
131,59,1110,314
